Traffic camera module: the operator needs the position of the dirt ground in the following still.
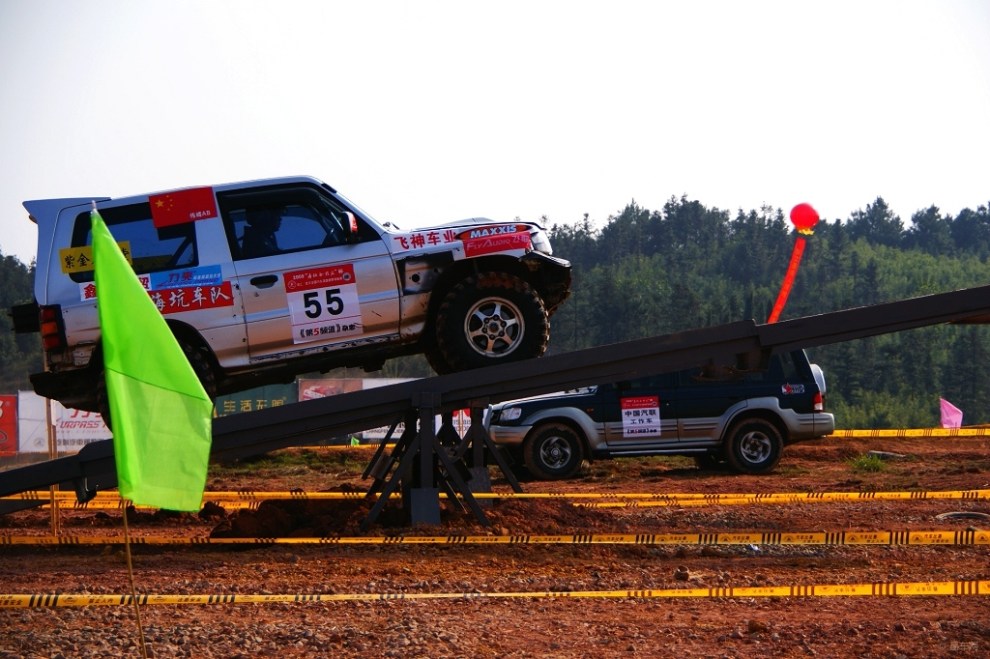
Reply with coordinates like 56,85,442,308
1,433,989,658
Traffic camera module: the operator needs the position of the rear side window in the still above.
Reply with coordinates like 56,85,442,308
775,351,801,381
68,203,197,283
680,358,767,385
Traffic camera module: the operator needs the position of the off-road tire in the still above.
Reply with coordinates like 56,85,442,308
522,422,585,480
97,342,217,432
725,418,783,474
433,272,549,373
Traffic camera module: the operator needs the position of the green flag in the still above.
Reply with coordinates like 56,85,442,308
91,208,213,511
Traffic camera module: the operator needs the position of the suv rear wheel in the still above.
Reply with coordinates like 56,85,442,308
433,272,549,373
523,423,584,480
97,342,217,431
725,418,783,474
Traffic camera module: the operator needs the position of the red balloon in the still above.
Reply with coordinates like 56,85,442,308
790,203,820,233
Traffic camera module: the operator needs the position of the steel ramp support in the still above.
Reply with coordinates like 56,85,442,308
407,399,442,526
455,402,522,494
361,393,491,530
363,414,416,497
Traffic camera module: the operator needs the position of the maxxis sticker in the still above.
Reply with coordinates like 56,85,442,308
460,224,532,257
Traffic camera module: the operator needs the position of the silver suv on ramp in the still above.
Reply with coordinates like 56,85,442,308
11,176,571,424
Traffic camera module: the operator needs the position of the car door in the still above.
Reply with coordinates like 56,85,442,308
218,185,400,362
675,357,779,441
601,373,678,446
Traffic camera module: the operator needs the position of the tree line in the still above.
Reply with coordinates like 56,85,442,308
2,194,989,427
545,196,990,428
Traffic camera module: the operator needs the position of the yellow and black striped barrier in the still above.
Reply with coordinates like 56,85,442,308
828,427,990,438
2,580,988,608
3,528,988,547
576,489,990,508
7,488,989,511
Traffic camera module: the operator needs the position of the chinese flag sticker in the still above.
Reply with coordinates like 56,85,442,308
149,187,218,227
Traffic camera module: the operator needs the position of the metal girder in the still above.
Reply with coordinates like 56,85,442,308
4,283,990,511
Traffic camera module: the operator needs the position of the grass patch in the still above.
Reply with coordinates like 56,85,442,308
848,453,886,473
774,464,812,477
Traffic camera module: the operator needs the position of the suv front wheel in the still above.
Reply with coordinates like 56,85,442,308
724,418,783,474
523,423,585,480
433,272,549,373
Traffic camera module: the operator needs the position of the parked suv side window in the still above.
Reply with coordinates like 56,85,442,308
776,350,800,381
69,202,197,283
680,358,764,386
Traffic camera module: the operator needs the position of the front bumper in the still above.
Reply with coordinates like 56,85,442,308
487,423,533,447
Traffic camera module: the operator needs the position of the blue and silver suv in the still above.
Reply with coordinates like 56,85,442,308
488,349,834,479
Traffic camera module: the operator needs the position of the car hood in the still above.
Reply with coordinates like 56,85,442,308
383,217,546,235
491,387,597,410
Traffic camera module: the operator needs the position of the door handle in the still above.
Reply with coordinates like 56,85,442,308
250,275,278,288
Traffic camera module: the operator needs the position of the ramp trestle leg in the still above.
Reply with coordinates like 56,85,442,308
360,393,497,530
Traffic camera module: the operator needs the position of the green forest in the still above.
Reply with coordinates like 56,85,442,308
543,196,990,428
2,194,990,428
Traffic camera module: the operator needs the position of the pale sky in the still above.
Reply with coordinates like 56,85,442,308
2,0,988,266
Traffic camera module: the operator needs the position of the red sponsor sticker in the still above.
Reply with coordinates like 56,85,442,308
285,264,356,292
149,281,235,314
149,187,218,227
621,396,660,411
463,232,532,257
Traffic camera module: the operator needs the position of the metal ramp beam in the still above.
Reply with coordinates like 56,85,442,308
5,283,990,520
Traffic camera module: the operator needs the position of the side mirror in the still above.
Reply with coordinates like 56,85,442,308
342,211,359,243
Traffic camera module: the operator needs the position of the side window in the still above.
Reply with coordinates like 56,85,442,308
69,203,197,283
774,352,799,381
680,358,763,386
219,185,371,261
626,373,676,389
229,203,340,260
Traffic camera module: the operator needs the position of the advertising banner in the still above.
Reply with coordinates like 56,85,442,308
15,392,111,453
299,378,416,443
0,395,17,454
214,384,298,417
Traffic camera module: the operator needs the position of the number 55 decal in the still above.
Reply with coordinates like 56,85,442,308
303,289,345,318
285,265,362,344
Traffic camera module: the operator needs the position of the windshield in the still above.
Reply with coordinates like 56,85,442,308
332,190,398,230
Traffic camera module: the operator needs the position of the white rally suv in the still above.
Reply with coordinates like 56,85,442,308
11,176,571,423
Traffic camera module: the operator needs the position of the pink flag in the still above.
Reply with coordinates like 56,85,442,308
939,398,963,429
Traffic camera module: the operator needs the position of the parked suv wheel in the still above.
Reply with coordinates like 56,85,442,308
523,423,585,480
725,418,783,474
434,272,549,373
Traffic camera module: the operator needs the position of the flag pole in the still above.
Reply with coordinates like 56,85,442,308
122,502,150,659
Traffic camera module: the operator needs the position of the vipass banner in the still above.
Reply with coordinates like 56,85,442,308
15,391,111,453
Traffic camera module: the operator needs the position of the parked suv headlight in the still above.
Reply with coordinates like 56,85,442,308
498,407,523,422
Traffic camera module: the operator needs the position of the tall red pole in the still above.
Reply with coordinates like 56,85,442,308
768,203,819,324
